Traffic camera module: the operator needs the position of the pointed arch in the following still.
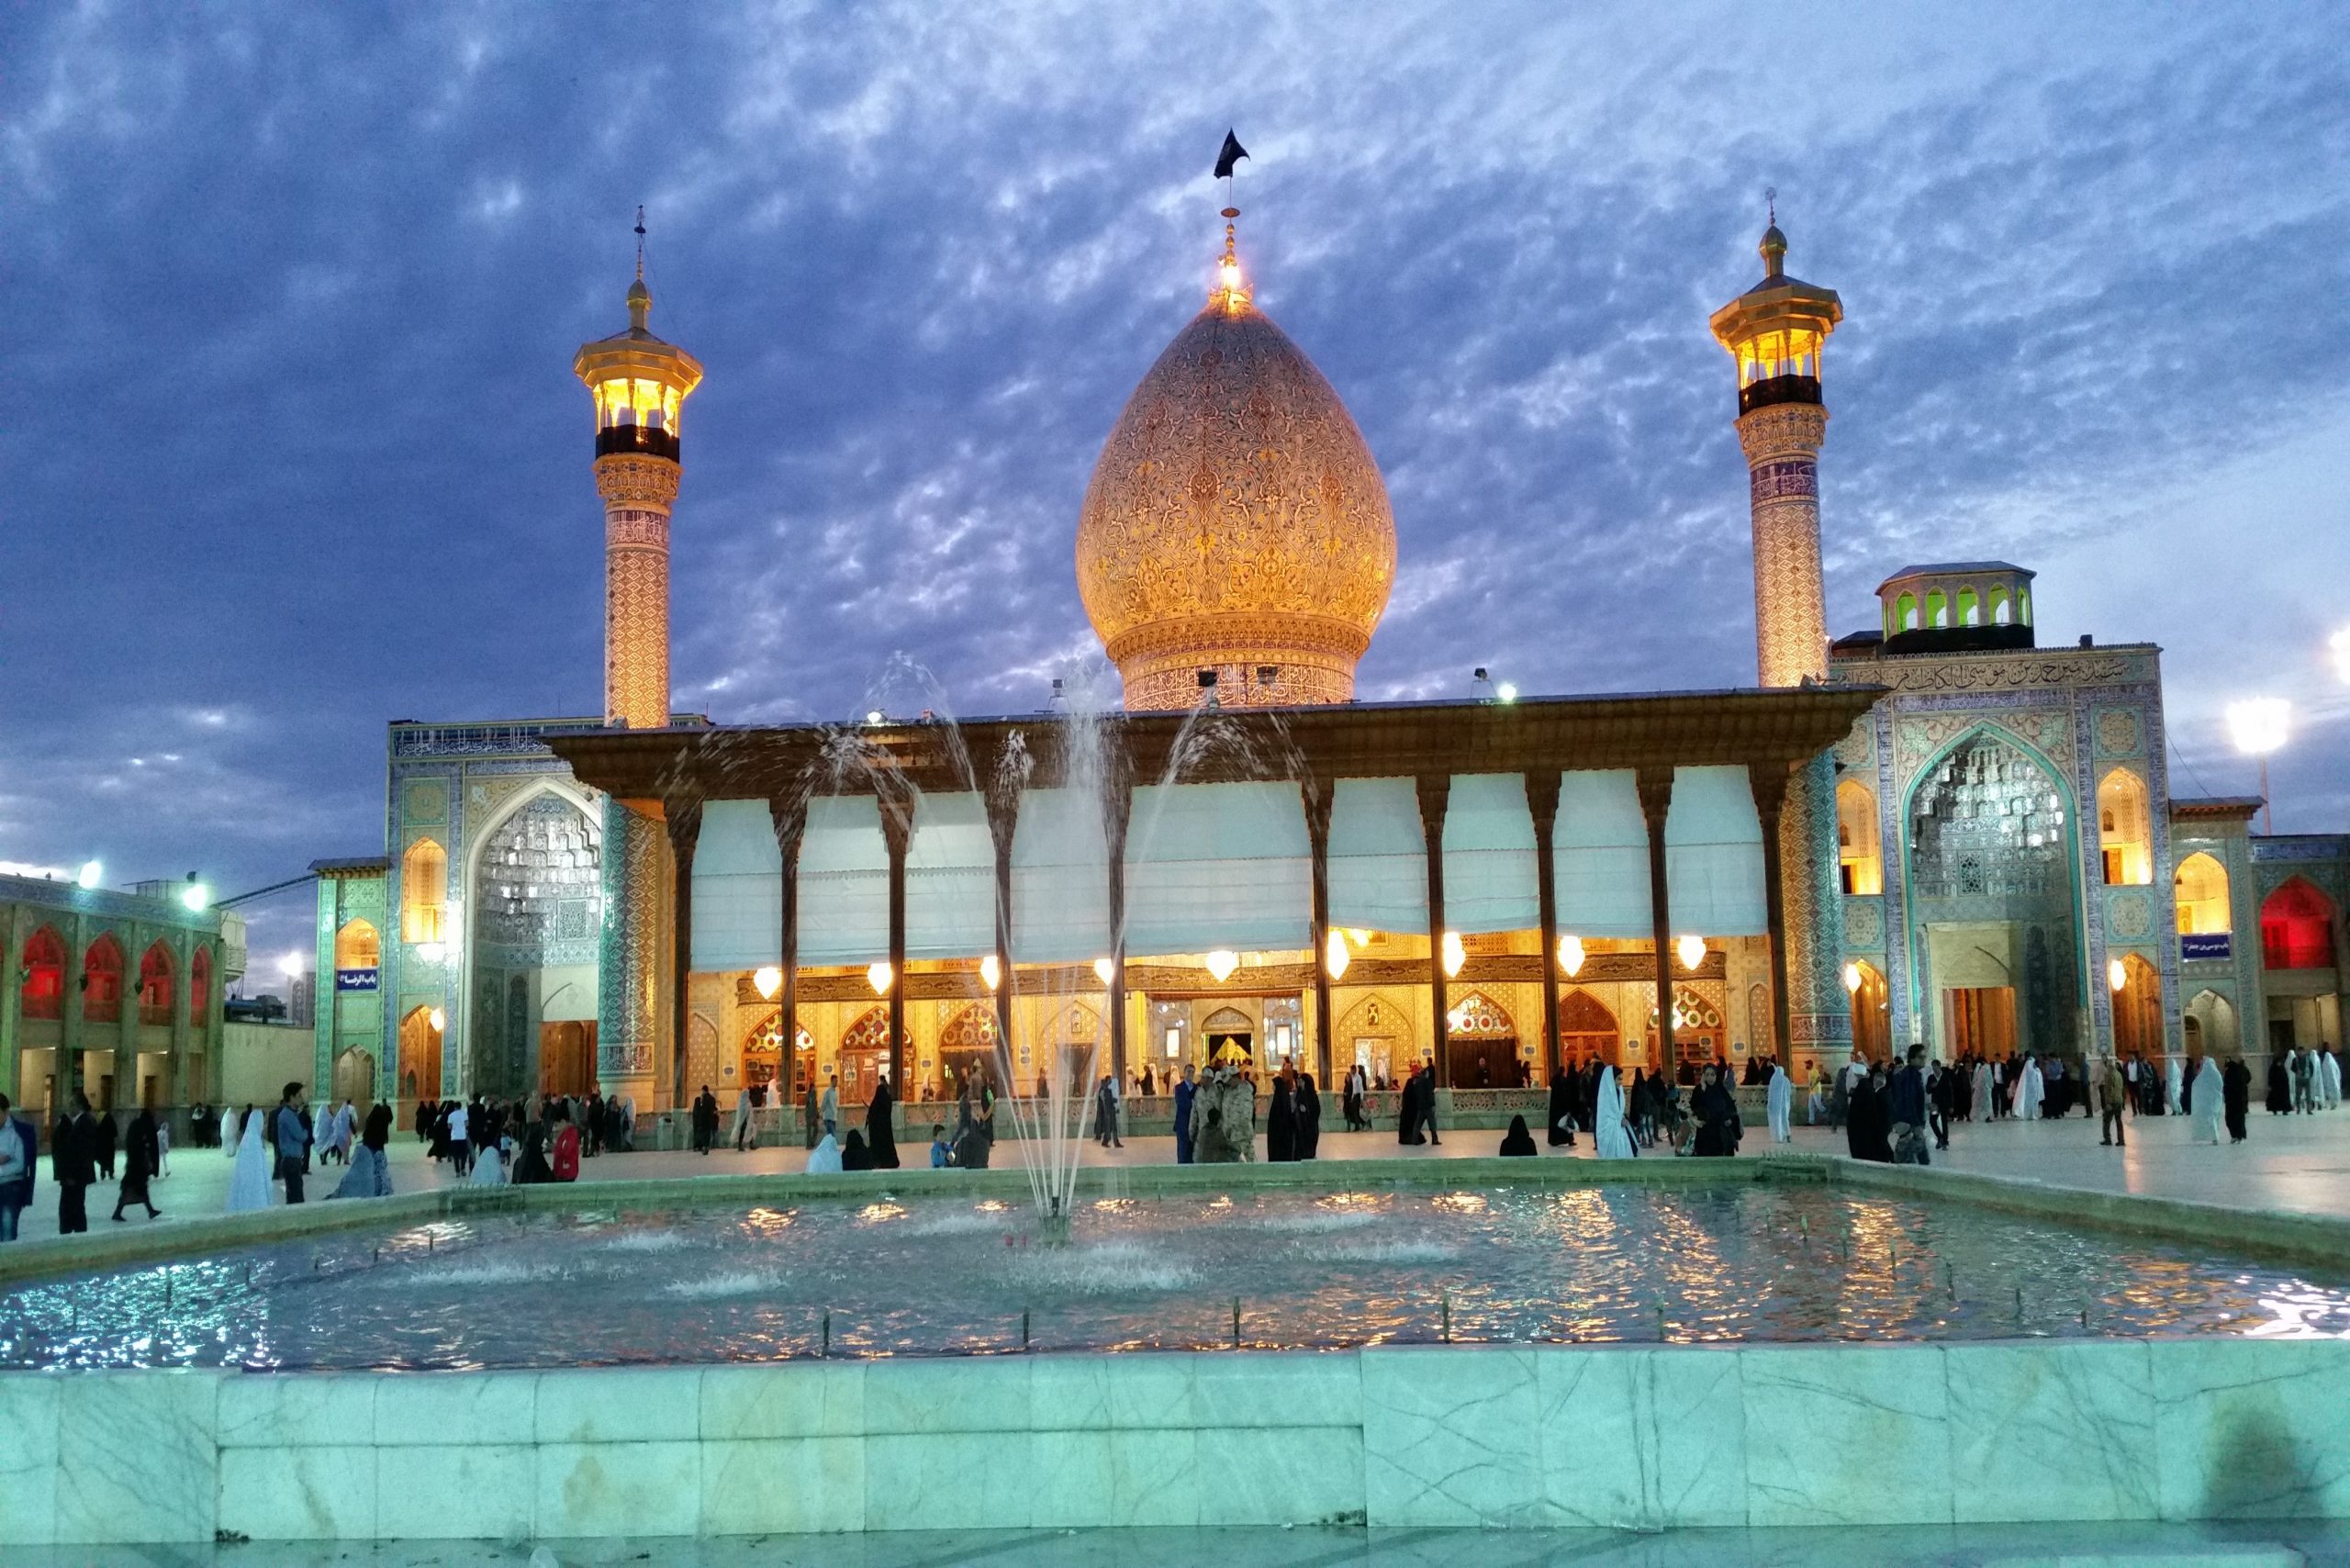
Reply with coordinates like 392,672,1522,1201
2112,951,2163,1058
82,933,126,1024
1836,777,1883,895
1849,959,1890,1062
937,1003,1002,1100
2096,768,2152,886
1445,990,1518,1089
1336,991,1414,1084
190,945,213,1029
334,918,381,970
2261,877,2336,970
1558,988,1618,1067
2183,988,2239,1057
19,924,65,1020
138,940,175,1025
401,837,448,943
2173,853,2231,936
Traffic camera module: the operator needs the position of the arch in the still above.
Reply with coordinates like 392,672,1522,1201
19,924,65,1021
2016,588,2032,623
1925,588,1948,628
937,1004,1001,1101
2184,988,2239,1058
138,941,175,1025
1558,989,1618,1068
2111,952,2163,1059
1851,959,1891,1063
2261,878,2336,970
401,838,448,943
1957,587,1981,627
331,1046,376,1108
396,1004,442,1105
1446,990,1517,1088
1896,592,1918,633
835,1004,906,1102
190,946,212,1028
1836,777,1883,895
82,933,126,1024
2096,769,2152,886
740,1008,811,1094
1990,586,2011,625
334,918,381,971
2174,852,2232,936
1337,991,1414,1085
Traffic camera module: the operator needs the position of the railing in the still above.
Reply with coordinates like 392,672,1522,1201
595,424,679,462
1739,373,1822,414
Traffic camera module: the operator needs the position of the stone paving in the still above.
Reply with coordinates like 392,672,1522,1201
8,1101,2344,1245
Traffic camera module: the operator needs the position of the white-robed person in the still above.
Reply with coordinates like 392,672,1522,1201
225,1112,273,1212
2017,1055,2046,1121
805,1132,843,1174
2165,1055,2184,1115
1766,1061,1793,1143
1594,1066,1638,1160
1971,1058,1992,1123
220,1103,242,1159
2191,1055,2225,1144
2322,1047,2343,1110
730,1087,755,1152
469,1126,509,1185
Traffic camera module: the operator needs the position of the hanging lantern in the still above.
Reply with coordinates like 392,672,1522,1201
1441,932,1467,978
2108,958,2128,993
979,954,1002,991
1556,934,1585,978
1675,935,1706,970
1203,949,1239,983
427,1006,445,1033
867,961,893,996
753,966,782,1001
1324,929,1350,981
1092,957,1116,986
1842,962,1863,995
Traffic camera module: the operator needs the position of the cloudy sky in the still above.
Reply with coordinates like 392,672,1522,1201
4,1,2346,966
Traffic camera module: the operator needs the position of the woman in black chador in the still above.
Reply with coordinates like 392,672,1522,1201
1546,1065,1575,1148
1295,1072,1322,1160
2224,1055,2254,1144
1690,1065,1741,1157
111,1107,162,1221
866,1073,901,1169
1265,1071,1298,1162
2266,1055,2293,1114
1498,1114,1539,1157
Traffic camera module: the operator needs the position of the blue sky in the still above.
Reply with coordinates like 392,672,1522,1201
3,2,2345,966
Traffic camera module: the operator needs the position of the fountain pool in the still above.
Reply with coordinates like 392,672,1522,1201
8,1178,2349,1372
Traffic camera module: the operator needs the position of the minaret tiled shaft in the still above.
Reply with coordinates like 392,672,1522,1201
596,454,678,728
1738,401,1830,686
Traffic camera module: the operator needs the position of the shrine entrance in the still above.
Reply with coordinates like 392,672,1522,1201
1445,991,1519,1088
1559,990,1618,1068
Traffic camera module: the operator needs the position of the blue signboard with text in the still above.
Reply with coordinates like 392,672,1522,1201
336,968,380,992
2181,934,2231,962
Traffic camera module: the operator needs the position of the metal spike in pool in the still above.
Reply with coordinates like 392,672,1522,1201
822,1309,831,1358
1231,1297,1241,1350
1441,1291,1451,1344
1022,1309,1030,1352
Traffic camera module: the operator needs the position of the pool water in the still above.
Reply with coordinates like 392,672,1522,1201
6,1184,2348,1371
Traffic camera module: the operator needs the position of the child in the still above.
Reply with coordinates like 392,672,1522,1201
929,1124,952,1169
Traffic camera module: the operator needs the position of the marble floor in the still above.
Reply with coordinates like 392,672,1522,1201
10,1104,2346,1245
17,1522,2350,1567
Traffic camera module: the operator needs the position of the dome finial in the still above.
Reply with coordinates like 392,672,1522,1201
1759,186,1787,280
627,205,652,330
1214,206,1250,314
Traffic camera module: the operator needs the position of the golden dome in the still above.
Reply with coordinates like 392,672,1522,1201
1078,266,1396,711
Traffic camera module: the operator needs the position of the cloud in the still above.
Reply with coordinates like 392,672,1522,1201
0,0,2344,950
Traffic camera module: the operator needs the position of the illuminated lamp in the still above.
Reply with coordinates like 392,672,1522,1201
427,1007,445,1033
1440,931,1466,979
1842,962,1863,995
867,961,893,996
1496,682,1518,703
77,860,103,890
1347,928,1372,948
2108,958,2128,994
1203,949,1239,983
753,966,782,1001
1092,957,1116,986
979,954,1002,991
1675,935,1706,970
180,879,211,913
277,951,304,980
1556,934,1585,978
1324,929,1350,981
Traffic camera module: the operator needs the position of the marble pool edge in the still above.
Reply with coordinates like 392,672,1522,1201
6,1338,2350,1542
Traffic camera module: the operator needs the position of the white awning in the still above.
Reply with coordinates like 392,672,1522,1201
1010,788,1113,963
1441,773,1539,934
906,790,995,959
1664,765,1767,936
1326,777,1428,935
689,799,779,971
1554,770,1652,939
798,795,890,965
1124,781,1311,956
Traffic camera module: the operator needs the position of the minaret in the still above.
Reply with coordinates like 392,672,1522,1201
574,218,703,729
574,218,702,1106
1709,209,1851,1080
1709,212,1842,686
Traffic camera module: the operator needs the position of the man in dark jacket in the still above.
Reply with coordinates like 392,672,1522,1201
1888,1047,1930,1164
52,1092,97,1234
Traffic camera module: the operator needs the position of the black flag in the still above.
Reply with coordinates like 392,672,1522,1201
1214,130,1248,180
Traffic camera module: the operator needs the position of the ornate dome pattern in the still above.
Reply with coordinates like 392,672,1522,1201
1078,299,1396,711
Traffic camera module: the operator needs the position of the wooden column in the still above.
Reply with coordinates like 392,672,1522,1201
984,785,1020,1083
768,797,807,1094
1416,774,1452,1087
1105,779,1135,1086
880,798,912,1094
666,798,702,1110
1637,766,1678,1078
1748,762,1796,1071
1526,770,1563,1083
1304,778,1335,1088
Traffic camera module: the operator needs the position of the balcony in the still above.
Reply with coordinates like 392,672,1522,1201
1739,374,1822,415
596,425,679,462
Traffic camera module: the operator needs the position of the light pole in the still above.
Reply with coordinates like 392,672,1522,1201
2225,699,2290,834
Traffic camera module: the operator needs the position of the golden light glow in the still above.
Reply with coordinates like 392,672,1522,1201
979,954,1002,991
1347,928,1372,948
1676,935,1707,970
1324,929,1350,981
867,961,894,996
1203,949,1240,983
1092,956,1116,987
1557,934,1585,978
426,1007,445,1033
1842,962,1863,995
1440,931,1467,979
2108,958,2128,994
2227,698,2289,756
752,966,782,1001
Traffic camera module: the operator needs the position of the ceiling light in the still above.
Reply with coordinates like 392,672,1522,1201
1203,949,1239,983
753,966,782,1001
1441,931,1466,978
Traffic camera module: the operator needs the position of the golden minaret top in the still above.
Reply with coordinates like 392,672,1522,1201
1077,200,1396,711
